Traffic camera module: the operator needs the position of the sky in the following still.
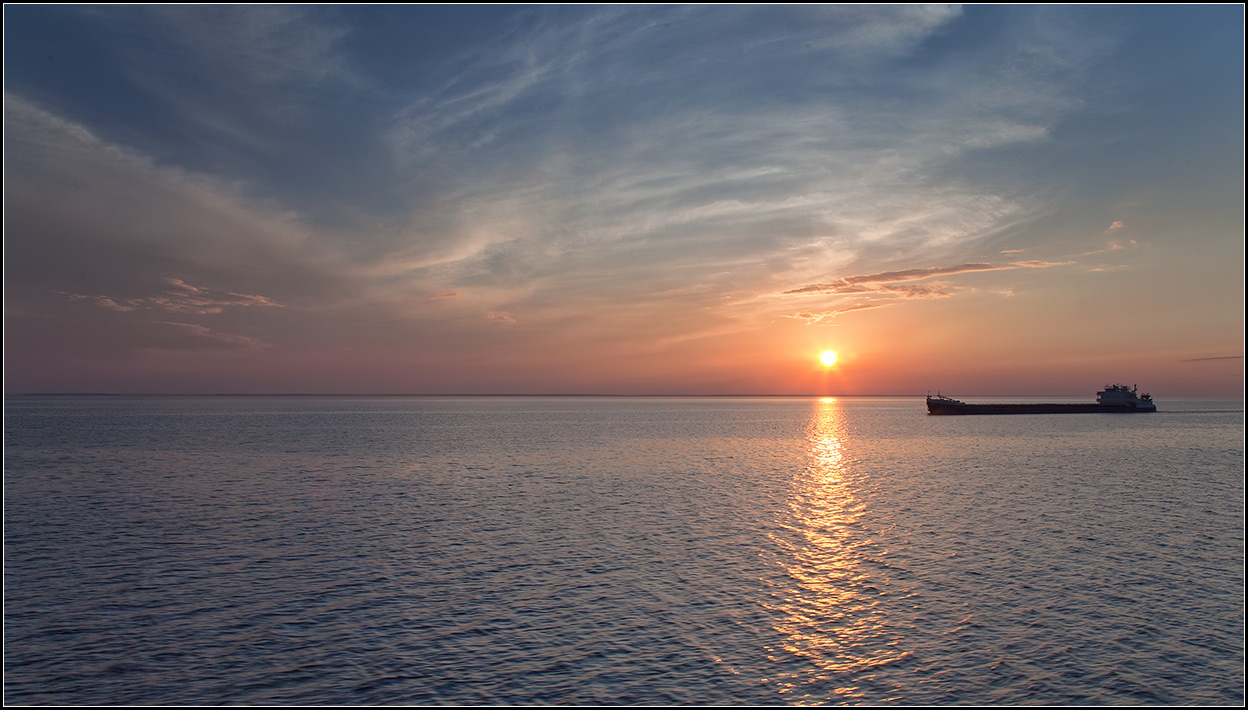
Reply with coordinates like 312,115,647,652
4,4,1244,396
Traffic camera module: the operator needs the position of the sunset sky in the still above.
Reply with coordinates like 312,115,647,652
5,5,1243,396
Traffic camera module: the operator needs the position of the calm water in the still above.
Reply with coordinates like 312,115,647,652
4,396,1243,705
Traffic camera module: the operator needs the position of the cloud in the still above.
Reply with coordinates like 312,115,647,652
60,292,139,312
150,278,283,314
786,262,1017,295
878,283,958,298
1083,239,1138,257
837,303,889,315
61,277,285,317
1010,260,1073,268
60,275,285,316
5,95,351,303
11,5,1081,339
15,6,1231,395
786,302,892,325
778,259,1074,324
95,298,136,312
368,3,1083,306
3,94,369,364
96,6,359,139
155,321,270,350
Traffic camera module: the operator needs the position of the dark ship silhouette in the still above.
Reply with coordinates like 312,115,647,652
926,384,1156,415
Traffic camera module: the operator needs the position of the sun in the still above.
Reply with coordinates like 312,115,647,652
819,350,839,368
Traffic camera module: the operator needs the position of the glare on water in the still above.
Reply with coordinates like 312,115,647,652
766,398,909,702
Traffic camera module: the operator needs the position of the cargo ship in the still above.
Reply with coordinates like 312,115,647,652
926,384,1156,415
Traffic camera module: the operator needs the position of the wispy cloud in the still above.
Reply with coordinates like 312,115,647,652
1084,240,1137,256
787,302,891,326
95,297,136,312
6,95,347,303
62,278,284,316
369,3,1081,308
776,257,1081,326
5,5,1241,394
155,321,270,350
96,6,359,138
784,261,1072,296
152,278,283,314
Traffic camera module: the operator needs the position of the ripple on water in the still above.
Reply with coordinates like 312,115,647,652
4,396,1243,704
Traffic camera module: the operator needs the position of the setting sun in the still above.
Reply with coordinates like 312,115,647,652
819,350,839,368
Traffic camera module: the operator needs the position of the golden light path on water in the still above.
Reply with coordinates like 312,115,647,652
764,397,910,703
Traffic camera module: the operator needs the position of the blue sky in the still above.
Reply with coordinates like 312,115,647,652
4,5,1243,395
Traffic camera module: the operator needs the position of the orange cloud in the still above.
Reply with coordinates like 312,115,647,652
786,302,891,325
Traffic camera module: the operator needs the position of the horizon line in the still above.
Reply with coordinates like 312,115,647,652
6,391,1243,399
10,391,924,398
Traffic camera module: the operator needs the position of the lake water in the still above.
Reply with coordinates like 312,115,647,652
4,395,1243,705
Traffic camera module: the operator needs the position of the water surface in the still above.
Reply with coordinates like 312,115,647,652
5,396,1243,704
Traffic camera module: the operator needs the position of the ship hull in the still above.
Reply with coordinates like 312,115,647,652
926,400,1155,415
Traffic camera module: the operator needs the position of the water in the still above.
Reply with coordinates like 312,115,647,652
4,395,1243,705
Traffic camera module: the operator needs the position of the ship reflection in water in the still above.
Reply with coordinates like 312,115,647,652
765,397,909,702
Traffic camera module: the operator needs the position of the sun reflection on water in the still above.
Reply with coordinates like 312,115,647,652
764,397,909,702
